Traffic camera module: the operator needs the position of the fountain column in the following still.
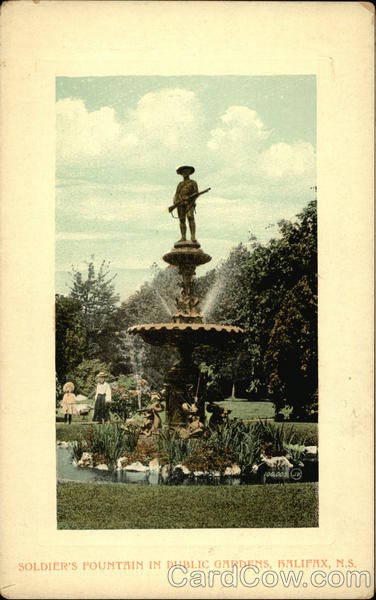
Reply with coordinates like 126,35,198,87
161,240,211,426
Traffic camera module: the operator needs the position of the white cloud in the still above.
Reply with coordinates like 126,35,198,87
126,88,200,148
258,141,315,178
56,89,203,171
207,106,270,165
56,99,121,161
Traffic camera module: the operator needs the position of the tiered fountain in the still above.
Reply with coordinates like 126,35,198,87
128,166,243,428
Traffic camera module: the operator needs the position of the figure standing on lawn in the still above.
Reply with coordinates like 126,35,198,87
62,381,76,424
93,372,112,423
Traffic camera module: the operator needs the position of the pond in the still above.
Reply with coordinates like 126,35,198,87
57,446,318,486
56,446,243,486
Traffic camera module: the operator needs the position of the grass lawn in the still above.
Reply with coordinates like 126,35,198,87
217,399,275,420
57,481,318,529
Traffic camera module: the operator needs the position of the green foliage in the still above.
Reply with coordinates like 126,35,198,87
69,258,122,365
157,428,198,467
252,419,296,457
55,295,87,385
71,435,87,462
110,374,141,421
82,424,140,472
66,358,112,398
244,199,317,414
265,276,318,421
284,443,307,463
56,376,63,409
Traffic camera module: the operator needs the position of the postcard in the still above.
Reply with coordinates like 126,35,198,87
0,2,374,598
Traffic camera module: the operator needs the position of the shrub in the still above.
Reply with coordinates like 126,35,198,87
110,374,148,421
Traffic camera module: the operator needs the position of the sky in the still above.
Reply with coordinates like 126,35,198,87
56,75,316,301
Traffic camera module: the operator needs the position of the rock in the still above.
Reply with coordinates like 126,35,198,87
124,461,149,472
304,445,318,456
78,452,93,468
223,464,241,476
149,458,160,472
161,464,171,479
117,457,128,470
260,455,294,470
95,464,109,471
57,441,71,448
174,464,190,476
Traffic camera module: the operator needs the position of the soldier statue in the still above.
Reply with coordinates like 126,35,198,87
168,166,211,244
173,165,199,243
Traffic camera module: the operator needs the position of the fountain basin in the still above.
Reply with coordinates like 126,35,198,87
163,246,211,267
128,322,244,347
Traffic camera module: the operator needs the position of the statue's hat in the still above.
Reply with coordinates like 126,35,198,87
176,165,195,175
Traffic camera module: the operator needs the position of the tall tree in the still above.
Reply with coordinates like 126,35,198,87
244,198,317,402
264,276,318,421
55,294,87,385
69,258,122,363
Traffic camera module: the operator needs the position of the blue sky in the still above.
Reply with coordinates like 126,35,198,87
56,75,316,300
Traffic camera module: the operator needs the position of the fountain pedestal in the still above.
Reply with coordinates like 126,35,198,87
128,239,243,429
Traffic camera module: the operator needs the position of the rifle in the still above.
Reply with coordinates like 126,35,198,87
168,187,211,214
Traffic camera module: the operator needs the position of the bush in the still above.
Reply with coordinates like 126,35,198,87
110,374,148,422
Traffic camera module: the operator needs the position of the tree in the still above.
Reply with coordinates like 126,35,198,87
69,258,122,363
264,276,318,421
55,294,87,385
243,199,317,401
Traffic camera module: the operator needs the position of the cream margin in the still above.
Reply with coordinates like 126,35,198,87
0,1,374,599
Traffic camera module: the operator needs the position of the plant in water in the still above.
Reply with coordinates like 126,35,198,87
71,435,87,462
157,427,198,467
123,424,140,453
80,424,140,472
283,442,307,463
253,419,296,457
